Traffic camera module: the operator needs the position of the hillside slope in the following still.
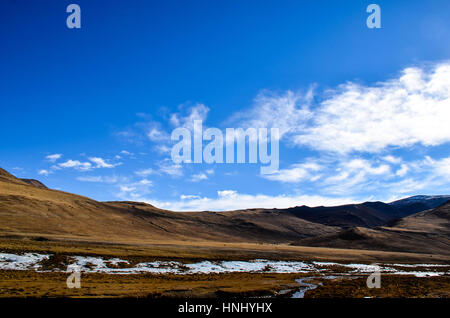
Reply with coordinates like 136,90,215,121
0,168,337,244
298,202,450,255
1,167,448,255
389,195,450,217
283,202,401,228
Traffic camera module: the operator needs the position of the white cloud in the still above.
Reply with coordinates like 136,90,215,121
57,157,119,171
191,173,208,182
38,169,50,176
233,89,313,140
157,159,183,177
89,157,118,168
77,176,103,182
235,63,450,153
344,159,390,175
154,145,171,154
180,194,201,200
46,154,62,162
135,168,155,177
136,161,183,178
262,158,390,188
59,160,92,171
140,190,355,211
170,103,209,131
384,178,429,195
217,190,237,198
297,64,450,153
120,185,136,192
396,164,409,177
424,156,450,177
116,177,153,199
138,179,152,185
190,169,214,182
262,162,321,183
76,175,119,183
114,155,450,211
147,127,169,141
383,155,402,164
320,159,391,195
321,154,450,197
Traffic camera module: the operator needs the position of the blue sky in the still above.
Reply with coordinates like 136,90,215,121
1,0,450,210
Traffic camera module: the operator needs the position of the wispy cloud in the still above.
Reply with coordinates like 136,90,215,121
147,127,169,142
59,159,92,171
117,103,210,151
190,169,214,182
231,89,313,140
158,160,183,177
54,156,120,172
190,173,208,182
88,157,119,168
46,154,62,163
234,62,450,153
116,178,154,199
135,168,155,177
169,103,209,131
38,169,51,176
76,175,119,183
262,162,322,183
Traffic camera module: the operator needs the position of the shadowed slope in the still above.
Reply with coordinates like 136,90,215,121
297,202,450,255
19,179,47,189
283,202,400,228
389,195,450,217
386,201,450,235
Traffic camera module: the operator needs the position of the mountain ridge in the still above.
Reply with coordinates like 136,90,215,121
0,167,448,255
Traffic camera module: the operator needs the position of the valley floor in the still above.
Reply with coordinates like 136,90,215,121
1,270,449,298
0,237,449,298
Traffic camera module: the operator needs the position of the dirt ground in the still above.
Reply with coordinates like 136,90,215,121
0,270,449,298
0,270,303,298
1,237,449,298
306,275,450,298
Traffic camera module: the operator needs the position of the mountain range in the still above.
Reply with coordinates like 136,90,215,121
0,167,449,255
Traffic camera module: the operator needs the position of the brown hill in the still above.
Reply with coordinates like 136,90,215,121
1,167,448,256
297,202,450,255
282,202,404,228
0,168,337,244
0,168,28,185
214,199,437,230
386,201,450,235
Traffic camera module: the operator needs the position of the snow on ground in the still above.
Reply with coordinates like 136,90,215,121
0,252,49,271
0,252,448,277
